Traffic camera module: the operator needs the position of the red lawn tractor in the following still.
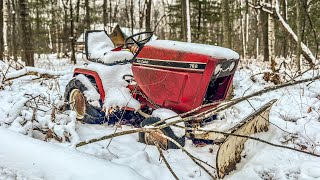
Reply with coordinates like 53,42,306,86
65,31,275,178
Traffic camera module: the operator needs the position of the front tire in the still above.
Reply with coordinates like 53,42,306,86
64,78,105,124
138,117,185,149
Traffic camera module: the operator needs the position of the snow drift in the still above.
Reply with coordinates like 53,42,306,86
0,127,146,180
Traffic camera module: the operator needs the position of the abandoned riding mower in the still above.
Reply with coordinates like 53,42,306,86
64,31,275,178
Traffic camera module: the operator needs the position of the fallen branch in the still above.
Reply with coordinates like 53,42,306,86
4,67,68,82
76,128,155,147
157,133,217,179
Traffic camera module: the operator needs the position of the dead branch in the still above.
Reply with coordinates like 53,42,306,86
156,132,217,179
185,127,320,158
3,67,67,82
4,71,58,82
76,128,156,147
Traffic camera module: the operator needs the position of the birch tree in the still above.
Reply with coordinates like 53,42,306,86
3,0,8,59
186,0,191,42
268,0,276,72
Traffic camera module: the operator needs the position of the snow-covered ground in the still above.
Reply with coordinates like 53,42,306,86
1,54,320,180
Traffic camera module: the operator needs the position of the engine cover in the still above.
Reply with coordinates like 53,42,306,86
132,40,239,112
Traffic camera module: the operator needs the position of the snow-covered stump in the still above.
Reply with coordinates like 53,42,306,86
0,127,145,180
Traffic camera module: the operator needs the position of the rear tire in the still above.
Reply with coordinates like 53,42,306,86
138,117,185,149
64,78,105,124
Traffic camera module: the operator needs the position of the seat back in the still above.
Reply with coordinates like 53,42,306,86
85,30,114,60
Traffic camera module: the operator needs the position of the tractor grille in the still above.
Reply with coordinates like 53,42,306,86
203,75,233,104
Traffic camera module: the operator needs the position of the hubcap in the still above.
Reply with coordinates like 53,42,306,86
145,130,168,149
69,89,86,120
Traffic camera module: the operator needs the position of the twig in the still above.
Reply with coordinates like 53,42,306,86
76,128,155,147
185,127,320,158
155,132,217,179
153,139,179,180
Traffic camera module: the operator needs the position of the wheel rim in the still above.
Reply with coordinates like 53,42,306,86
69,89,86,120
145,129,168,149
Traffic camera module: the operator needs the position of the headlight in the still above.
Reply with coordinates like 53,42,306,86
229,62,236,71
214,64,222,75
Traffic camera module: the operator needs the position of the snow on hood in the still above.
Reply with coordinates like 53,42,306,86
146,40,240,60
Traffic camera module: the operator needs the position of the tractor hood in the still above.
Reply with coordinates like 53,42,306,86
144,40,239,60
133,40,240,112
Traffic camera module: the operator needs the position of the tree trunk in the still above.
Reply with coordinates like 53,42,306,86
268,0,276,72
0,0,4,60
103,0,107,27
35,0,40,58
145,0,151,32
282,0,287,57
186,0,191,42
62,4,68,54
296,0,301,73
3,0,8,59
85,0,90,30
181,0,187,41
50,0,56,53
109,0,112,32
261,7,269,61
70,0,76,64
19,0,34,66
125,0,129,26
130,0,134,34
11,0,17,61
222,0,231,48
197,1,201,41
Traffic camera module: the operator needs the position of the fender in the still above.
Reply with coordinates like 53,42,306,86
73,68,136,111
74,68,106,102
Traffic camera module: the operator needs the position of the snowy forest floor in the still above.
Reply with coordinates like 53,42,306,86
1,54,320,180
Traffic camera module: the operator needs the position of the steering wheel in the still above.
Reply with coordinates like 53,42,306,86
124,31,154,49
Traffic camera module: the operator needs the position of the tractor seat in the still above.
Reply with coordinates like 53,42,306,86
86,30,134,64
